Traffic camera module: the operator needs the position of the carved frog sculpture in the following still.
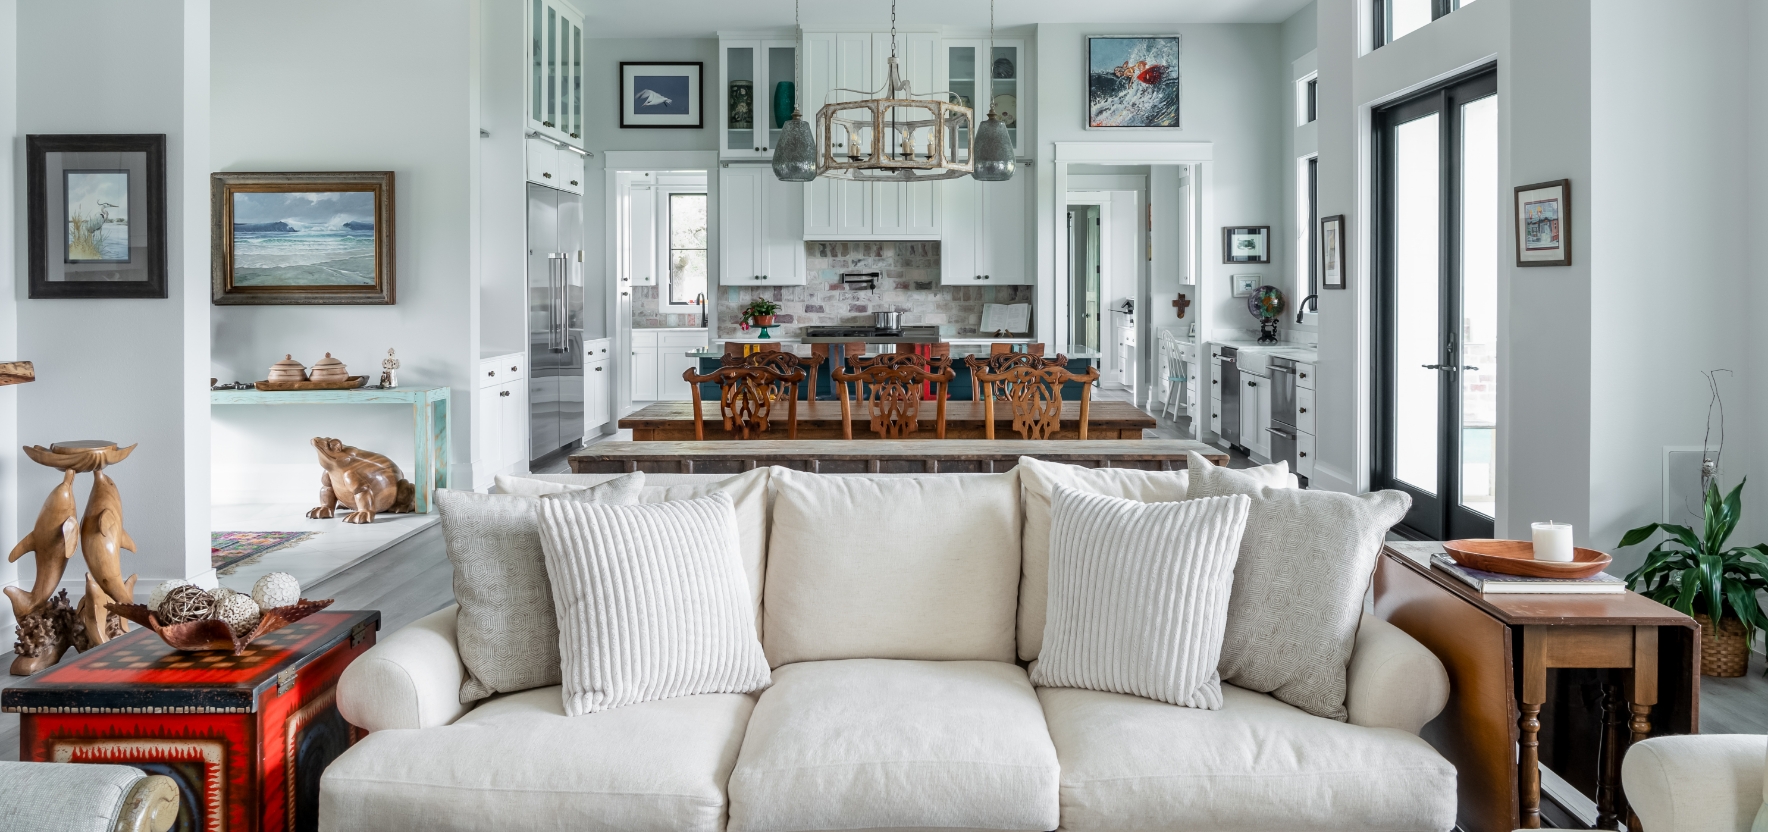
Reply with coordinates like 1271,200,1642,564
307,437,416,524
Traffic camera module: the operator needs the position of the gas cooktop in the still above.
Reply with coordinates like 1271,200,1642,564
799,325,942,343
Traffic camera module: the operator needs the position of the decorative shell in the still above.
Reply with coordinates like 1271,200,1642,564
158,585,215,625
268,354,308,382
213,593,263,637
208,586,238,604
308,353,349,382
149,579,192,610
252,572,301,610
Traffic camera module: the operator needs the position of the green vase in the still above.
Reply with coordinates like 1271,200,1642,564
773,81,795,130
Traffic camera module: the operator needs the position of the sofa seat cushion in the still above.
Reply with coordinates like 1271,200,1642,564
318,686,754,832
728,659,1060,832
1037,684,1456,832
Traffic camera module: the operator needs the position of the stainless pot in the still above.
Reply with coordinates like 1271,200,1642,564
873,311,902,331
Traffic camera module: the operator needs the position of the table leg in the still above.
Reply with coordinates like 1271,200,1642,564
1596,681,1625,830
1622,626,1659,831
1519,628,1547,829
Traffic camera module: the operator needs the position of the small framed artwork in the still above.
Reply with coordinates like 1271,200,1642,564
1223,226,1270,264
27,134,167,299
620,62,704,129
1231,274,1260,297
212,171,396,305
1515,179,1571,267
1086,35,1181,129
1320,214,1347,289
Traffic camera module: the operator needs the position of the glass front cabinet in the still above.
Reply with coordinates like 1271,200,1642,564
936,38,1025,158
719,37,798,161
528,0,584,147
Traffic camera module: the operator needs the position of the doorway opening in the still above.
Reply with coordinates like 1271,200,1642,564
1066,203,1103,359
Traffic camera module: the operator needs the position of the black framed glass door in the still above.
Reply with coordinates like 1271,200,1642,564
1373,66,1497,540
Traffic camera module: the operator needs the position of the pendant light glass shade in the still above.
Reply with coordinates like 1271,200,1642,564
772,113,818,181
971,111,1015,181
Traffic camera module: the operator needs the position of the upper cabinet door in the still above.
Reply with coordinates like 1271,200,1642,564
982,173,1029,283
626,184,657,286
721,38,800,161
527,0,584,147
939,176,978,284
987,40,1024,157
719,166,766,285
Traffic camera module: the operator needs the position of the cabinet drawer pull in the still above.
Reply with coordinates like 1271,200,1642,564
487,370,495,376
1246,381,1257,387
1299,407,1308,413
1299,451,1308,458
500,390,511,397
511,366,519,372
1299,372,1308,379
570,180,579,186
542,172,552,178
594,366,603,371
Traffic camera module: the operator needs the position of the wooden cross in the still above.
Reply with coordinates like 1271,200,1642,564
1171,293,1191,319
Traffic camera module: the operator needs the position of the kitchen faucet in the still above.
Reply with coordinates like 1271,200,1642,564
695,292,708,328
1295,294,1318,324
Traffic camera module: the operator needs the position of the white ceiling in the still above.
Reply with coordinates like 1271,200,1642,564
585,0,1315,39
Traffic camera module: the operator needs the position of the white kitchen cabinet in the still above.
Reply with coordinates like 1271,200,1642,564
1209,395,1222,437
474,353,528,489
629,329,707,402
719,37,798,161
1297,430,1316,480
526,137,583,194
1297,385,1316,436
720,166,806,286
936,38,1027,158
1241,375,1271,462
939,172,1028,284
585,338,611,431
527,0,584,147
622,181,657,285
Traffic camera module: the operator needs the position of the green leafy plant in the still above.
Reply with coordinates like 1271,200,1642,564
1619,478,1768,656
739,297,780,323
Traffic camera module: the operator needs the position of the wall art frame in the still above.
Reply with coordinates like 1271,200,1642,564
27,134,168,299
1085,35,1182,130
620,62,705,129
1514,179,1571,267
1320,214,1347,289
211,171,396,306
1223,225,1270,264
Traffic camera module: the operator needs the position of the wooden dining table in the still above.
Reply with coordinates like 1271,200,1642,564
617,400,1157,441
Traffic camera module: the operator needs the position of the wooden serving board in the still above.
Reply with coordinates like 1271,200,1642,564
255,375,367,391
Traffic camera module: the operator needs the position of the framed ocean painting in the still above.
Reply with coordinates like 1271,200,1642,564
1086,35,1181,129
620,62,704,129
27,134,167,299
211,171,396,305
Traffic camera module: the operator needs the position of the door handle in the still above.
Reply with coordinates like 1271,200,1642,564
1463,365,1480,371
1421,364,1451,370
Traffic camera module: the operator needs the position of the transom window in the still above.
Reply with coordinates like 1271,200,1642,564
1377,0,1479,47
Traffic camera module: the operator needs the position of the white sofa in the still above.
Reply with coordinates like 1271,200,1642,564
1621,734,1767,832
318,469,1458,832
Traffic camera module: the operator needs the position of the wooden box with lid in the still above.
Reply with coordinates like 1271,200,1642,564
3,609,380,832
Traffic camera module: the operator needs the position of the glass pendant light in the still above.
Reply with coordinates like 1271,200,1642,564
971,0,1015,181
772,0,817,181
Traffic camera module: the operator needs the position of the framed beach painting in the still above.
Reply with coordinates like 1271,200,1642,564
1321,214,1347,289
1515,179,1571,267
27,134,168,299
620,62,704,129
211,172,396,305
1086,35,1181,129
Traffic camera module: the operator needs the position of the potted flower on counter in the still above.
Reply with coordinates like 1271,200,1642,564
739,297,779,331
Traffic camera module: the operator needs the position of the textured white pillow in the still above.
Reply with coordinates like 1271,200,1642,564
763,468,1022,667
1185,451,1410,721
1031,486,1251,709
1015,455,1295,661
537,491,771,715
436,472,645,702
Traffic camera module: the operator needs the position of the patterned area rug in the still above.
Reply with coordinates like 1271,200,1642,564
211,531,318,575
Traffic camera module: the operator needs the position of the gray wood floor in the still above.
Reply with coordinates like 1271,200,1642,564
0,393,1757,767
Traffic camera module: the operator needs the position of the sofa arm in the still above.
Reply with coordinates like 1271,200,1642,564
1622,734,1765,832
1345,613,1450,734
337,605,470,732
0,761,179,832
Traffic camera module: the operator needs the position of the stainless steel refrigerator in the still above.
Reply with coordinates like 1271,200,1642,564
528,183,584,463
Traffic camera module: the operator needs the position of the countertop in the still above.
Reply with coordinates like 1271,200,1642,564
1208,340,1319,363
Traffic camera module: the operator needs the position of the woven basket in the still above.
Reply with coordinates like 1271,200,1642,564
1696,613,1751,677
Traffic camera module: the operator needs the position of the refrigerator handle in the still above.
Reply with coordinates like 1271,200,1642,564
549,255,563,352
556,254,568,352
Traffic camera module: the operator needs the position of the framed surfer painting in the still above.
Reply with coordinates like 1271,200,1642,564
211,171,396,305
26,134,168,299
1086,35,1181,129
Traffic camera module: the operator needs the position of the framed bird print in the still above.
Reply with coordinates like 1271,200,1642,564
620,62,704,129
26,134,168,299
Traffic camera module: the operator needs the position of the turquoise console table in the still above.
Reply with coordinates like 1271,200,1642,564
209,386,451,513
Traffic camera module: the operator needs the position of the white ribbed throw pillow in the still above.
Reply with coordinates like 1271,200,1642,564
1031,486,1251,709
537,491,771,715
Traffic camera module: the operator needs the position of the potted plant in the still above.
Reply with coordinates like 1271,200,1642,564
739,297,779,330
1618,479,1768,677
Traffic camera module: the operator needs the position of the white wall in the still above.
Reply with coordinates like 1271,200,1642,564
481,0,528,356
210,0,480,505
1032,24,1284,346
0,0,18,638
13,0,212,593
1280,1,1318,337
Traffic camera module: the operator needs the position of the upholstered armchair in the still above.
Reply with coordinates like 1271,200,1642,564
0,761,179,832
1621,734,1766,832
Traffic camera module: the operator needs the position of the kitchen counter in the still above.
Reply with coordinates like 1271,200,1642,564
1209,340,1318,363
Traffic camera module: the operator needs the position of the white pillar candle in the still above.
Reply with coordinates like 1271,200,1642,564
1531,522,1575,562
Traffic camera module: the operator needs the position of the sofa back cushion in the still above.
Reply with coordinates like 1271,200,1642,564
1014,456,1296,661
763,468,1022,666
497,470,771,632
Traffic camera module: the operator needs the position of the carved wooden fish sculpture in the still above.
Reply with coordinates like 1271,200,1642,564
5,469,79,620
23,443,135,474
80,468,138,606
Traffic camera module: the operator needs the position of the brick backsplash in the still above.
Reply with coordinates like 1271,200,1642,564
630,285,703,329
713,241,1033,339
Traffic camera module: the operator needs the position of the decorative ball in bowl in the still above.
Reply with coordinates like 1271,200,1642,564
106,572,333,655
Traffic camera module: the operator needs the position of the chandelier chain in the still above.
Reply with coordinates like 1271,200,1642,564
793,0,801,117
890,0,897,60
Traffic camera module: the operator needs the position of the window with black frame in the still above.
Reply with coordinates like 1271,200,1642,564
1372,65,1498,540
1376,0,1479,47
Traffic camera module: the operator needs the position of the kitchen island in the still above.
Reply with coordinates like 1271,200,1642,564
619,400,1155,441
570,439,1224,474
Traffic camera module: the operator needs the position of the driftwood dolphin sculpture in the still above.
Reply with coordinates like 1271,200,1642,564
5,469,79,621
80,467,138,607
23,442,135,474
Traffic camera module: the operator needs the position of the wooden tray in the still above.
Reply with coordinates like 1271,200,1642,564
1444,538,1614,580
254,376,366,391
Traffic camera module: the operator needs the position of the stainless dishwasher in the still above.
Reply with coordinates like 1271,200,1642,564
1266,356,1299,475
1218,347,1240,446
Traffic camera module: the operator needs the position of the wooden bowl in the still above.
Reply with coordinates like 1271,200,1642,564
1443,539,1613,580
106,599,334,655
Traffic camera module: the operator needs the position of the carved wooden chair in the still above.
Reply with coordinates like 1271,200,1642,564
962,352,1067,401
682,363,805,440
723,342,781,357
806,342,866,401
988,342,1046,356
832,362,955,439
973,364,1101,440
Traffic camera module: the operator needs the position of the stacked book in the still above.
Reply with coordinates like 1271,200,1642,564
1430,553,1626,595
